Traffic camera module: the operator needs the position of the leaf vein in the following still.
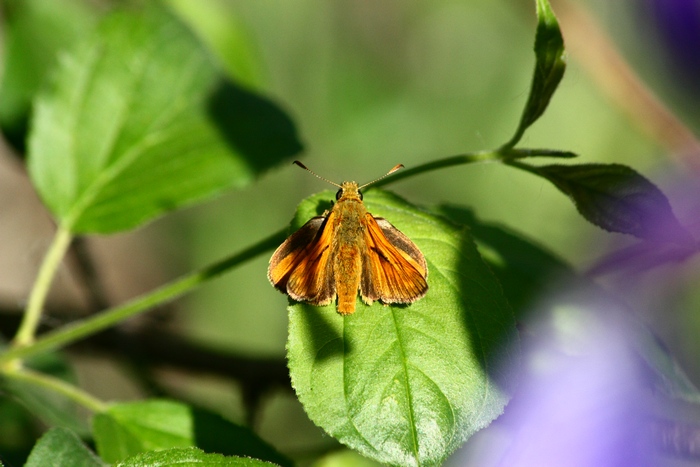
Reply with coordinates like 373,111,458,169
390,308,421,465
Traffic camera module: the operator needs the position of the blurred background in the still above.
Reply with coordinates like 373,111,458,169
1,0,699,464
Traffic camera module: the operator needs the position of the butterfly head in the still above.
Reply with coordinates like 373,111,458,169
293,160,404,202
336,181,362,201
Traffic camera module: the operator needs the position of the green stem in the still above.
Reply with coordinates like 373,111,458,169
2,367,107,413
371,148,572,188
0,228,287,365
13,227,73,349
501,124,527,153
372,151,501,188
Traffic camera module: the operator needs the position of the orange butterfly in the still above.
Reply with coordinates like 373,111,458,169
268,161,428,315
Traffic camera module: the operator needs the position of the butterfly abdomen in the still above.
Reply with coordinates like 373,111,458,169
332,197,366,314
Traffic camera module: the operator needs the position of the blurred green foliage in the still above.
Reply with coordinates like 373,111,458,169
2,0,700,465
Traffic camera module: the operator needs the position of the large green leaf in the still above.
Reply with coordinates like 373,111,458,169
286,189,519,467
25,427,105,467
0,0,97,152
116,447,277,467
93,399,290,466
27,4,301,234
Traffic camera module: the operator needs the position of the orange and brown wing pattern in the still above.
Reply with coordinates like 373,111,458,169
360,214,428,305
268,215,336,305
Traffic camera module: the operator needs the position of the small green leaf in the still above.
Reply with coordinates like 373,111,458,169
116,447,278,467
25,427,105,467
27,4,301,234
93,399,289,465
287,189,519,467
0,0,97,152
528,163,691,243
504,0,566,149
506,148,578,160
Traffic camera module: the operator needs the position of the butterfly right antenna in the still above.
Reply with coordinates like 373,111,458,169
359,164,404,189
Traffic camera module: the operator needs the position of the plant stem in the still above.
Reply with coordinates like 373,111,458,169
371,148,573,188
2,367,107,413
372,151,500,188
13,227,73,349
0,228,287,365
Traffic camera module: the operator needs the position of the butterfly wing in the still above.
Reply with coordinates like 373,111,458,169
360,214,428,305
268,214,336,305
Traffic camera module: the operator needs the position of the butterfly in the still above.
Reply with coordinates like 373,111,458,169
268,161,428,314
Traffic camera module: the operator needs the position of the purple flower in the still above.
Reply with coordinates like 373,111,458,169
644,0,700,88
449,296,655,467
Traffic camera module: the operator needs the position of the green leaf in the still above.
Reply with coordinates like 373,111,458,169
27,4,301,234
286,189,519,467
504,0,566,149
526,163,691,243
93,399,289,466
506,148,578,160
92,400,199,463
25,427,105,467
116,447,278,467
0,0,97,152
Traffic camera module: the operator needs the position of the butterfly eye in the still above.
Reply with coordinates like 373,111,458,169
358,190,363,200
335,189,343,200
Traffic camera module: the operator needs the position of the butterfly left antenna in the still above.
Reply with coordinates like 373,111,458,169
293,161,342,188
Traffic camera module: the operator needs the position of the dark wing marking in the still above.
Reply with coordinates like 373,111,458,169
374,217,428,276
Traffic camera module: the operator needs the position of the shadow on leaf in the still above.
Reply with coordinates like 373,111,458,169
432,205,525,394
207,80,304,173
191,407,292,467
436,204,575,322
296,303,348,362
